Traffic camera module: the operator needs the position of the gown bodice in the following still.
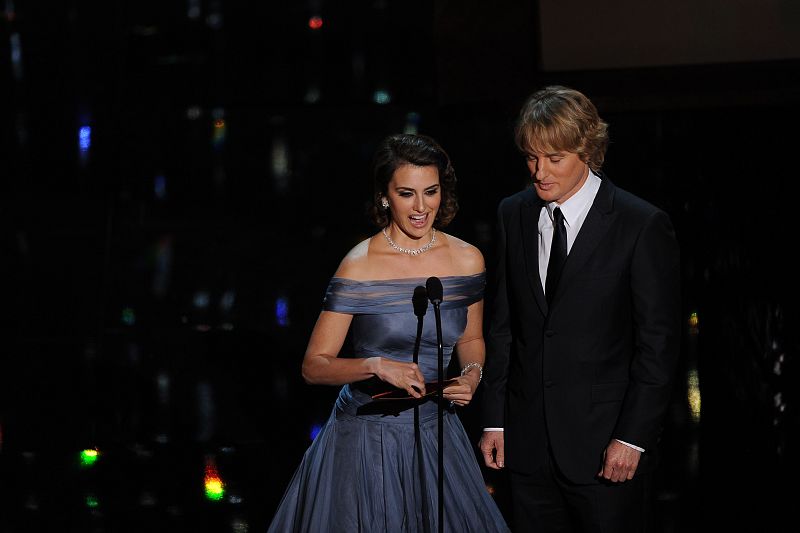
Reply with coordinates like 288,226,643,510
322,273,485,419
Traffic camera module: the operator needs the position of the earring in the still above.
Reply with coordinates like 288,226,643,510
381,198,389,209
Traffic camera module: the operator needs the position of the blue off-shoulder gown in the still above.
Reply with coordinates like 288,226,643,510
267,273,510,532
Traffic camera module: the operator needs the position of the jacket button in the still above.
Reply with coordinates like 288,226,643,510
545,330,555,337
544,380,553,388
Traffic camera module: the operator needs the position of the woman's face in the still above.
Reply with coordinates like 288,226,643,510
383,164,441,241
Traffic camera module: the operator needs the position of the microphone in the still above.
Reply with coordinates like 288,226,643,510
411,286,427,365
426,276,445,533
413,285,428,318
425,276,443,305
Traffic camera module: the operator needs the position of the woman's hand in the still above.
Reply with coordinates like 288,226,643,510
442,372,479,406
371,357,427,398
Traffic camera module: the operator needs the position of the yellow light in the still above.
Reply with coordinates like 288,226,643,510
204,455,225,501
205,476,224,500
688,311,699,335
687,368,701,423
80,448,100,467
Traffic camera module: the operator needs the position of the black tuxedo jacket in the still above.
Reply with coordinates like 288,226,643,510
482,176,681,484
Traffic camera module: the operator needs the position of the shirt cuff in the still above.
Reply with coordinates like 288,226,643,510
615,439,644,452
483,427,504,432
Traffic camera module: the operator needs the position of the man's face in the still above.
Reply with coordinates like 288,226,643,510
525,148,590,204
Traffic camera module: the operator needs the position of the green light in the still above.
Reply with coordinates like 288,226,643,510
205,477,225,500
86,494,99,508
80,448,99,467
122,307,136,326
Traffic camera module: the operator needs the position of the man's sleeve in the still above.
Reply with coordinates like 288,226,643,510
482,198,513,429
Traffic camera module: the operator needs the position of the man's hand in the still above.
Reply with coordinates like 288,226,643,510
478,431,505,470
598,440,641,482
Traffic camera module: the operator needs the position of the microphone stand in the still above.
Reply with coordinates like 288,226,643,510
411,286,429,529
433,300,444,533
426,277,444,533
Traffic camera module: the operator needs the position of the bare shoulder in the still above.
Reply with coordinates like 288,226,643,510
332,237,373,279
442,233,485,275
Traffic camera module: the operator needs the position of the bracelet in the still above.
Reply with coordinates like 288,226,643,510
461,362,483,384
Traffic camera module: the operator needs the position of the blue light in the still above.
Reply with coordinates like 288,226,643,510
373,90,391,105
310,424,322,441
79,126,91,152
275,297,289,327
154,175,167,200
193,291,210,309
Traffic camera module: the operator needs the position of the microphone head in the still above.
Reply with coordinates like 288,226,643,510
425,276,443,304
412,285,428,317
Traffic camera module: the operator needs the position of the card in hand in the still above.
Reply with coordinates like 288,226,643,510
370,378,458,401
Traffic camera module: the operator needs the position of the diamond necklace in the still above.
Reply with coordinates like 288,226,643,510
382,227,437,256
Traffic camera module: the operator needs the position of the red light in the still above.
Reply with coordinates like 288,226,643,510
308,16,323,30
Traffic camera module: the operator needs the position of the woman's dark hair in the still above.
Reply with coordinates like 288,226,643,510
369,133,458,228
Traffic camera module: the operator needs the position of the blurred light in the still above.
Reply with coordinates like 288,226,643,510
687,368,701,423
276,297,290,327
154,174,167,200
5,0,17,22
193,291,210,309
153,236,173,298
85,494,99,509
186,105,203,120
220,290,235,313
688,311,699,335
204,456,225,501
404,111,420,134
228,494,243,505
774,353,784,376
122,307,136,326
80,448,99,468
310,423,322,441
304,85,321,104
125,342,140,366
231,517,249,533
373,89,391,105
271,136,290,193
187,0,200,19
206,12,222,29
156,371,170,406
486,484,495,496
212,110,226,151
308,16,323,30
10,32,23,81
139,491,156,507
79,125,92,152
24,493,38,511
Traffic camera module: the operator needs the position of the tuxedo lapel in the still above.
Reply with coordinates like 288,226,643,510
520,192,548,316
551,178,617,306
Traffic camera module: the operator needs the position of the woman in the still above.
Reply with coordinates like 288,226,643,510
267,134,509,532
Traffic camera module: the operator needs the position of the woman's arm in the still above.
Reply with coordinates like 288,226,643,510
444,299,485,406
301,310,427,397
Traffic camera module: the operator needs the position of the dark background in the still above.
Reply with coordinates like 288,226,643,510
3,1,799,531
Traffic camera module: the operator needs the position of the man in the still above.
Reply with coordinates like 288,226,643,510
479,86,681,532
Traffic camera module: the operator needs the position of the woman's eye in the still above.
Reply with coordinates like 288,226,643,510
425,189,438,196
399,192,413,197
